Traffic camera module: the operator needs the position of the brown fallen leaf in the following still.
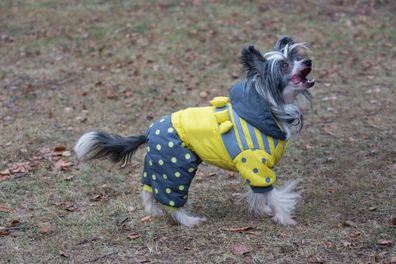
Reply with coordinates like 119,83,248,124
90,194,102,202
140,216,152,222
11,165,26,173
31,155,43,160
392,217,396,226
59,251,69,258
53,160,73,171
0,204,12,213
62,151,71,157
61,201,77,212
342,220,356,227
199,90,208,99
10,220,20,226
53,145,66,154
127,206,135,212
136,256,149,263
0,229,11,237
38,222,53,234
230,72,239,79
127,232,141,239
106,91,118,100
0,168,11,176
5,162,33,176
221,226,254,232
377,240,392,246
124,91,133,98
232,244,250,256
342,241,351,247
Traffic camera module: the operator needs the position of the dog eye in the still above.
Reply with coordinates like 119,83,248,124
281,62,288,71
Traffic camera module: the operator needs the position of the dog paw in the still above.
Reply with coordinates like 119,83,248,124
151,208,165,217
272,215,297,226
184,216,207,227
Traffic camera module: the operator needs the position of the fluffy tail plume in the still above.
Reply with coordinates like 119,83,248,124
74,132,147,164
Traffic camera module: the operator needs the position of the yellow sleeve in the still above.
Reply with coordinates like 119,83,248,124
234,149,276,190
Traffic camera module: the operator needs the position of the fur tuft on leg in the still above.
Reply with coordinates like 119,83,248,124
141,190,164,217
74,131,147,164
244,180,302,225
170,208,207,227
242,188,273,217
141,190,206,227
267,180,302,225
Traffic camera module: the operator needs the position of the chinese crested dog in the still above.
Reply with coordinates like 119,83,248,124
74,36,315,227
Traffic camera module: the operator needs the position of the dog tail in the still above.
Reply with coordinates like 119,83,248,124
74,131,147,164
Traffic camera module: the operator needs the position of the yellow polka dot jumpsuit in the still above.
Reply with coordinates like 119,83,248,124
142,80,288,208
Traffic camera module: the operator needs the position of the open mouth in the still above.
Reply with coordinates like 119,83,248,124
291,67,315,88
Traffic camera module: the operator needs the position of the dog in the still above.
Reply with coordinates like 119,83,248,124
74,36,315,227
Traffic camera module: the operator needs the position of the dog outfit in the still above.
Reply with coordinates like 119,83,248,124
142,80,288,208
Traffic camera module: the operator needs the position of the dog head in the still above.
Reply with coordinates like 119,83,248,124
240,36,315,138
241,36,314,104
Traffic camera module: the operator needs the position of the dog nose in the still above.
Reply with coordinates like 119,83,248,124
303,59,312,67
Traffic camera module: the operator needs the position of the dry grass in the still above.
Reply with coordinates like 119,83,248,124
1,0,395,263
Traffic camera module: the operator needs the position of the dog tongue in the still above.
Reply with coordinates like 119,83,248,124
292,68,312,85
291,75,302,84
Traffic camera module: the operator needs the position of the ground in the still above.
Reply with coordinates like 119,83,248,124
0,0,395,263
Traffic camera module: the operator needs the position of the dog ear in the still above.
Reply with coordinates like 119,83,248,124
240,45,266,78
274,36,295,51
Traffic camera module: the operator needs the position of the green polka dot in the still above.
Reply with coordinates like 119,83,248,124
156,144,161,150
175,171,181,177
166,188,171,194
154,188,158,194
155,129,160,135
168,141,174,148
188,168,194,173
168,127,174,133
171,157,177,163
185,153,191,160
181,143,186,147
162,174,167,180
178,185,185,191
169,201,175,206
147,146,150,152
149,160,153,166
158,159,164,165
152,175,156,180
143,172,147,177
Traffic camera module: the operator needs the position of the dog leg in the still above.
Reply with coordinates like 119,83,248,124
266,180,301,225
170,207,207,227
141,190,165,217
243,188,273,217
244,180,301,225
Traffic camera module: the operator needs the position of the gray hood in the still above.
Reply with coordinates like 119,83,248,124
229,80,287,140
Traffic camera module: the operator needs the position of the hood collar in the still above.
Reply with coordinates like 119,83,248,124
229,80,287,140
